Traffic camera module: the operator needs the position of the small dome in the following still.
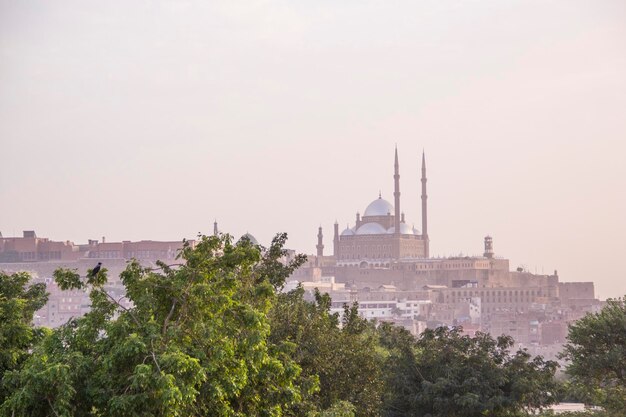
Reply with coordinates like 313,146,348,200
355,222,387,235
363,196,394,217
341,227,355,236
240,233,259,245
412,226,420,235
387,223,416,235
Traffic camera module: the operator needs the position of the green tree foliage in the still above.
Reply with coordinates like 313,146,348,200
268,287,384,417
537,410,608,417
1,233,307,417
1,233,569,417
381,326,559,417
307,401,355,417
560,296,626,416
377,322,422,414
537,411,609,417
0,272,49,403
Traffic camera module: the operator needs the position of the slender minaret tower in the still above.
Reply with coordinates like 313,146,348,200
483,235,494,258
333,221,339,257
316,226,324,257
213,220,218,236
394,147,401,236
421,150,429,258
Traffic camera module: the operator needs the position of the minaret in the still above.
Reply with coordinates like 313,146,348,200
421,150,429,258
333,221,339,257
316,226,324,257
483,236,494,258
394,147,401,236
213,220,218,236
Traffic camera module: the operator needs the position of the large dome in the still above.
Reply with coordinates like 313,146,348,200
363,196,394,217
355,222,387,235
387,223,416,235
239,233,259,245
341,227,355,236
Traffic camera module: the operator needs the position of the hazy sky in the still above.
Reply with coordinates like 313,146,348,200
1,0,625,299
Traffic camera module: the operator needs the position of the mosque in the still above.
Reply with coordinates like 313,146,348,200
304,148,511,290
0,148,598,336
290,148,598,346
320,148,429,267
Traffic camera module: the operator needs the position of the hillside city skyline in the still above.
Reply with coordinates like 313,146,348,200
1,1,625,301
0,143,623,301
2,2,625,415
0,148,603,360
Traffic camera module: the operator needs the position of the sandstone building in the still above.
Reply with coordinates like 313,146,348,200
289,148,600,351
0,232,193,327
329,148,429,265
0,149,601,348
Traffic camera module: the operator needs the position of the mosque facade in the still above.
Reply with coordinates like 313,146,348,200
289,148,600,348
321,149,429,267
303,149,567,293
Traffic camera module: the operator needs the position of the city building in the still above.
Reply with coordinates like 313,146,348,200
0,230,81,262
322,148,429,267
0,149,601,348
0,232,194,327
289,148,600,349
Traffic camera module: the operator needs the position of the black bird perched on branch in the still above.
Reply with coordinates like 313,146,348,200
90,262,102,277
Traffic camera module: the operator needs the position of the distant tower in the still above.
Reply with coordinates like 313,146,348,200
484,236,494,258
333,221,339,257
316,226,324,257
394,147,401,236
213,220,218,236
421,150,429,258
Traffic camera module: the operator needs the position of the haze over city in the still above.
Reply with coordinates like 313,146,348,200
1,0,625,300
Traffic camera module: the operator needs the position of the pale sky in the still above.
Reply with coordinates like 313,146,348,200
1,0,625,299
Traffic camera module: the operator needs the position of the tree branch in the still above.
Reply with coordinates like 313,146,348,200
162,298,178,336
150,339,162,373
47,398,60,417
102,289,141,328
145,263,184,272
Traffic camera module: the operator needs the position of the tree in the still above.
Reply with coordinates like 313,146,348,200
0,271,49,403
307,401,355,417
560,296,626,416
381,326,558,417
268,288,385,417
377,322,422,415
536,411,609,417
1,233,307,417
